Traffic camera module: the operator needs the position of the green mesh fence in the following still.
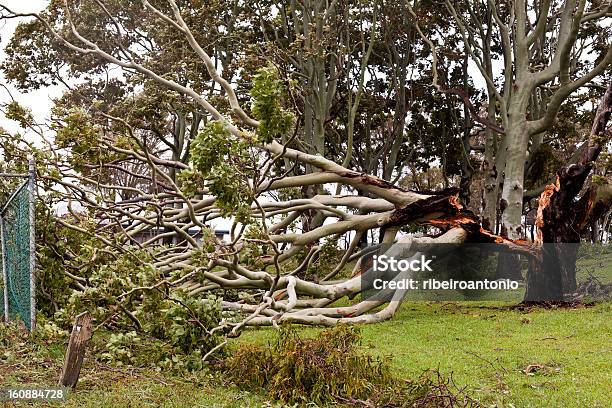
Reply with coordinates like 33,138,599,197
0,180,34,331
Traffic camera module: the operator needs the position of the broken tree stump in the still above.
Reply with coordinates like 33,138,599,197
58,311,93,388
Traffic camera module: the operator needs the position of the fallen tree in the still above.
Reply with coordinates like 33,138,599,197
0,2,609,355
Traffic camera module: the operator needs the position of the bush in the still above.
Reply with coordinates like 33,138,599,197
225,325,391,405
93,291,225,372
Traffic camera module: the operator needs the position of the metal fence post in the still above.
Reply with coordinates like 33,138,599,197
1,216,8,323
28,158,36,332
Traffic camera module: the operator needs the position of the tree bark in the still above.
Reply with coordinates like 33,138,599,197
499,110,530,239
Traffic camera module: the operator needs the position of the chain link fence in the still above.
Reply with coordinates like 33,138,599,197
0,160,36,331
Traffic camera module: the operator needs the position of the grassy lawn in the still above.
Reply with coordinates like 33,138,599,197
0,353,264,407
2,301,609,407
239,301,611,408
0,328,265,407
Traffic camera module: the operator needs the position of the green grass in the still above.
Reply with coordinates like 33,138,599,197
238,301,611,408
576,244,612,284
0,330,264,407
1,302,610,407
1,363,264,407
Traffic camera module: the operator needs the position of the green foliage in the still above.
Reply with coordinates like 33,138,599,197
139,291,223,355
239,225,269,269
225,325,393,405
47,247,225,372
599,152,612,173
34,314,69,343
190,228,218,256
401,85,466,176
525,144,563,190
31,209,228,374
100,331,142,366
98,291,225,373
207,163,253,220
55,109,99,149
592,174,608,186
56,250,154,321
190,121,233,172
36,213,109,317
277,187,301,201
305,237,343,280
52,108,123,175
4,101,33,128
176,169,206,198
187,120,254,219
250,66,294,143
225,324,481,406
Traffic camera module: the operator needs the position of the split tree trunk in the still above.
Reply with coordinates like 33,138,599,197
525,80,612,302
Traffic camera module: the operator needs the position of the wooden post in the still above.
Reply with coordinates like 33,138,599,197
59,312,93,388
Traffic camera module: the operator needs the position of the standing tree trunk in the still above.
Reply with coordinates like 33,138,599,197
499,98,531,240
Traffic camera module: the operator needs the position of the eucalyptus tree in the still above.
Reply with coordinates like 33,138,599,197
335,0,475,187
0,0,487,328
402,0,612,288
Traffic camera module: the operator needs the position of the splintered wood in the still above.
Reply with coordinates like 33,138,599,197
58,312,93,388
